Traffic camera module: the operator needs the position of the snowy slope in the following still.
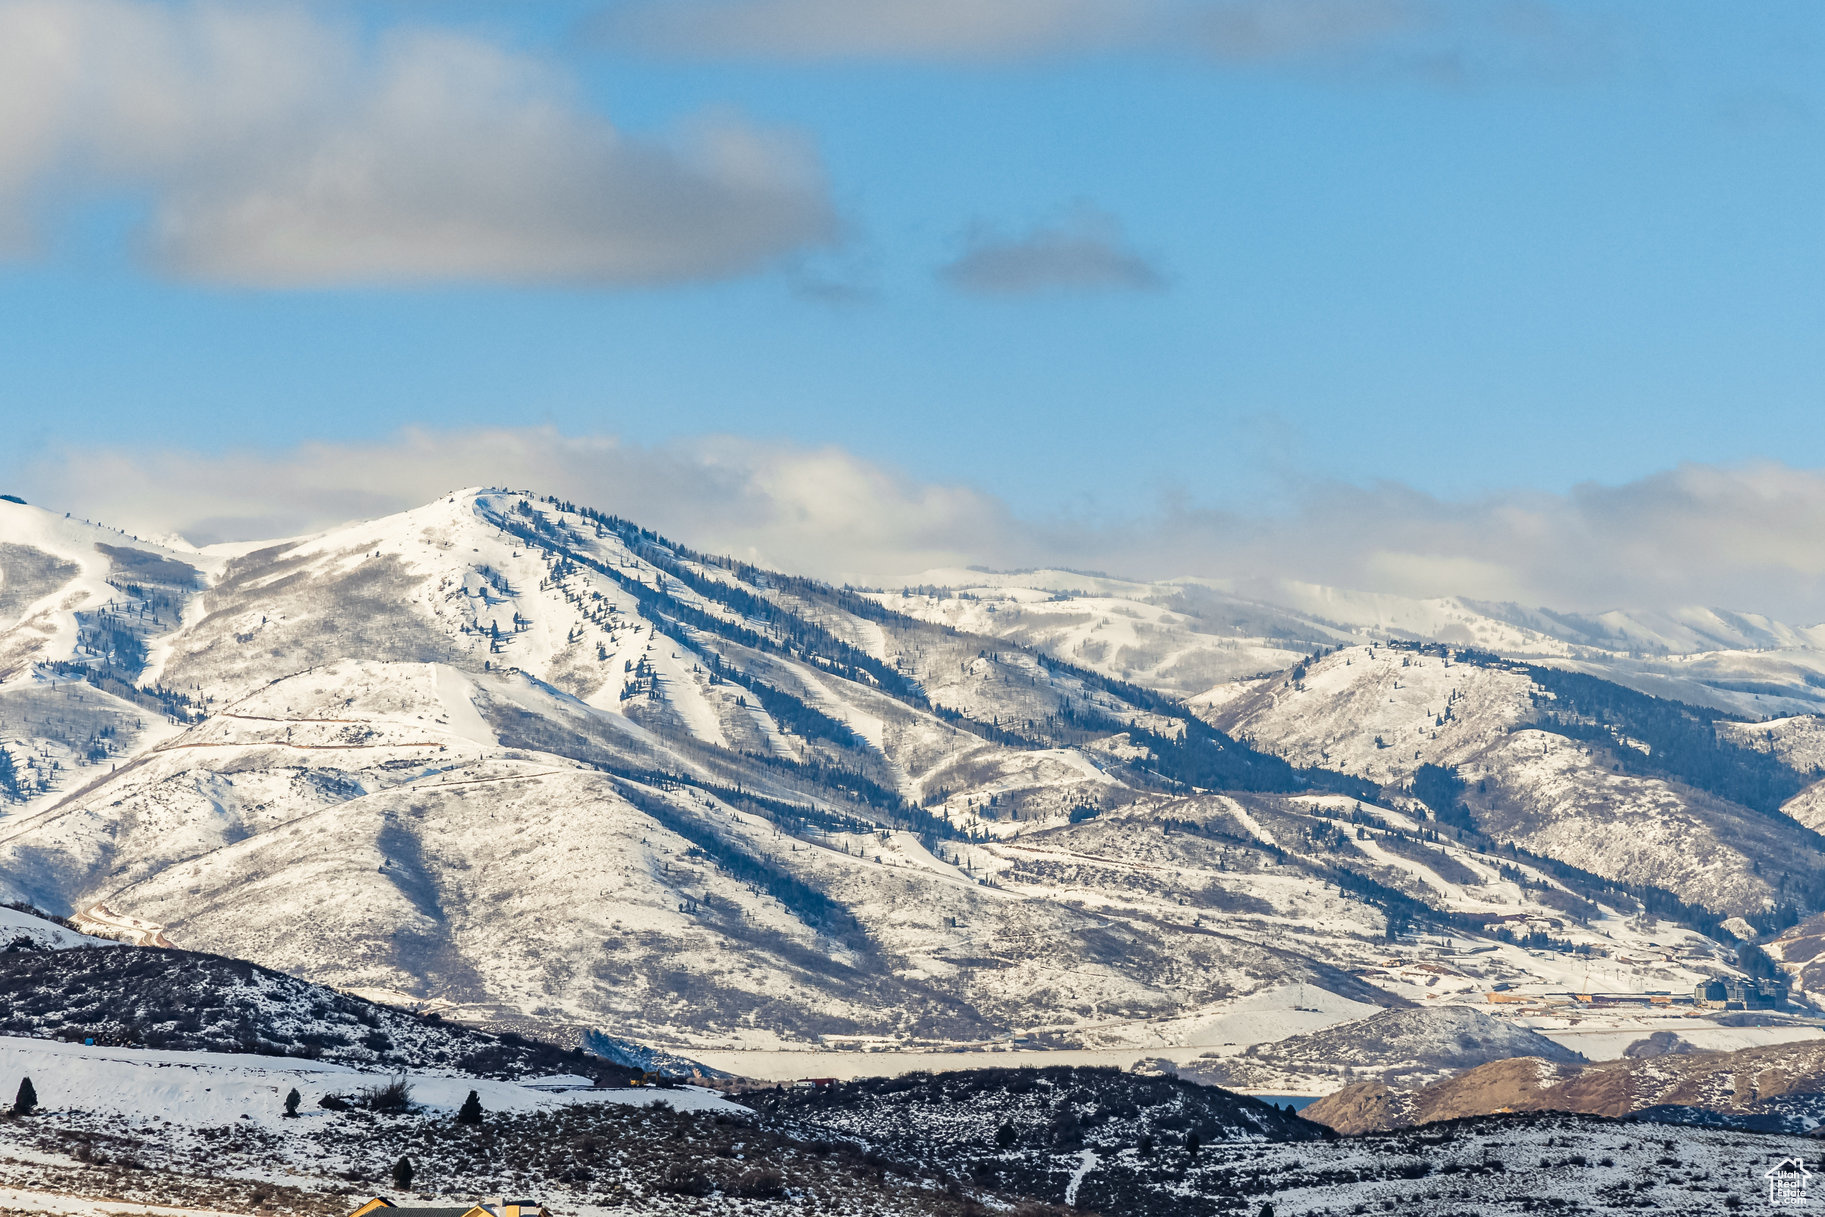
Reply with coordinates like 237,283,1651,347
0,502,203,682
0,906,117,950
0,502,211,814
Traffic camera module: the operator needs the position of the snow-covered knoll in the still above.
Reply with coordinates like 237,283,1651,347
0,938,619,1079
1180,1004,1584,1094
0,905,116,951
1199,643,1537,784
1207,644,1825,918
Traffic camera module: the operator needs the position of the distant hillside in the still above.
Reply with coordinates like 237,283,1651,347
1304,1037,1825,1135
1179,1005,1583,1092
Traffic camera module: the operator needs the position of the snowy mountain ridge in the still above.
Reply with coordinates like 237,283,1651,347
884,565,1825,716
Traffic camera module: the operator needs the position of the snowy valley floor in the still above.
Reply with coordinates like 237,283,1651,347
686,1011,1825,1086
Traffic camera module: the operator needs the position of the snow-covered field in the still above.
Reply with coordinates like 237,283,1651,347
1535,1018,1825,1060
0,1188,249,1217
0,1036,736,1127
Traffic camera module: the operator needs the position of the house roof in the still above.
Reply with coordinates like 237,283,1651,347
348,1203,484,1217
1766,1159,1812,1177
350,1197,547,1217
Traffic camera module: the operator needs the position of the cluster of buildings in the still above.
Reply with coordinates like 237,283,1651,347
1481,976,1791,1010
1692,977,1787,1009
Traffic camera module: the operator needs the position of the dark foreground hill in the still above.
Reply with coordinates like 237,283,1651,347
0,1083,1803,1217
0,943,628,1081
740,1066,1327,1216
0,1093,1057,1217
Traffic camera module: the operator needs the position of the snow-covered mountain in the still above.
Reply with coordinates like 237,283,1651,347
3,489,1825,1059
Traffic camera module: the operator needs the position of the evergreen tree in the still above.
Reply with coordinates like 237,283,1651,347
392,1155,414,1191
456,1089,483,1126
995,1121,1016,1148
1186,1131,1201,1157
12,1077,36,1116
283,1087,301,1117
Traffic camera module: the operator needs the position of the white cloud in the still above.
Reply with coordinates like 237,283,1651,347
593,0,1159,62
940,205,1163,294
1100,467,1825,622
0,1,835,285
19,429,1825,622
594,0,1596,82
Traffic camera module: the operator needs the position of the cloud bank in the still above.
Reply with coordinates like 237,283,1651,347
0,1,834,285
17,428,1825,623
16,430,1012,581
941,206,1163,294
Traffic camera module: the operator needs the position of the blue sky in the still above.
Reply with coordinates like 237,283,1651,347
2,1,1824,594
